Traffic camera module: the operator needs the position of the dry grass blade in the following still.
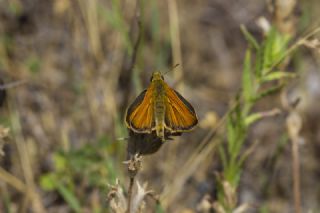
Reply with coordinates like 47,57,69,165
0,167,26,193
77,0,102,60
8,98,45,212
167,0,183,90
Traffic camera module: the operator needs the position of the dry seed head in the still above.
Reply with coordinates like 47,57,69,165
131,181,153,213
123,154,142,178
107,179,127,213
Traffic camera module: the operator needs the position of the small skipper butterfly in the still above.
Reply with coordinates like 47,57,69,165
125,71,198,141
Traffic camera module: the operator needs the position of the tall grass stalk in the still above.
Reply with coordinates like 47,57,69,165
216,26,296,212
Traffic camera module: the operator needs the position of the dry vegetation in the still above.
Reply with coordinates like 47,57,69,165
0,0,320,212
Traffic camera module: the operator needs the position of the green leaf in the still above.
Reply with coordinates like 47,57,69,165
8,1,22,15
245,113,263,126
242,49,253,102
227,104,247,157
57,183,81,212
26,56,41,74
252,84,284,102
156,203,165,213
245,109,281,126
255,44,264,78
219,146,228,168
227,114,236,155
260,27,291,76
40,173,56,191
99,1,133,55
261,28,276,72
262,71,296,82
53,152,67,171
240,25,259,50
271,32,290,61
256,27,284,76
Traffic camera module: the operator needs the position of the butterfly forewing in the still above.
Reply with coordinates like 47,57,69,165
164,86,198,132
125,89,154,133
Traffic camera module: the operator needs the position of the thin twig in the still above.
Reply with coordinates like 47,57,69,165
127,10,142,78
0,167,26,193
292,136,301,213
124,154,142,213
286,111,302,213
120,0,143,112
127,177,135,213
146,192,160,205
0,79,27,90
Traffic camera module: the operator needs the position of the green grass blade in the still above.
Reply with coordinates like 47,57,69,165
242,49,253,103
57,183,82,212
240,25,259,50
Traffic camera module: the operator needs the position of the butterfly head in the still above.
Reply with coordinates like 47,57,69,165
150,71,164,82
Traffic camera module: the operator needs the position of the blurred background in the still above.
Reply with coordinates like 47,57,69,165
0,0,320,212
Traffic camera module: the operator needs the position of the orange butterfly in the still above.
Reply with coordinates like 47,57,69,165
125,71,198,141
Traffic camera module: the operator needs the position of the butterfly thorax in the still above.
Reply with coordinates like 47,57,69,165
151,72,166,139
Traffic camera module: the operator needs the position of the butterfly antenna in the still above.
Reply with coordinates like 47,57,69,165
163,63,180,76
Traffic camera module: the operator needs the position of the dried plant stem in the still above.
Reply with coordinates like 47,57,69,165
286,111,302,213
127,176,135,213
0,167,26,193
77,0,102,59
167,0,183,90
120,0,142,112
271,1,310,210
272,1,304,209
127,9,142,78
146,192,160,205
291,136,301,213
124,154,142,213
9,100,45,212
